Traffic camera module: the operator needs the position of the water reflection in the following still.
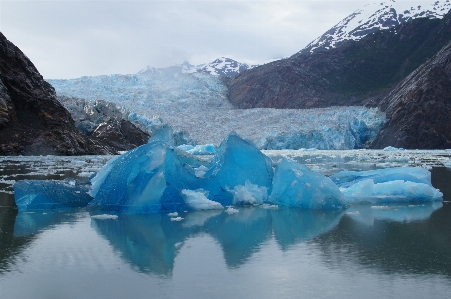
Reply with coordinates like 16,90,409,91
345,202,443,225
91,213,196,276
89,207,344,275
0,208,34,272
316,203,451,277
203,207,273,268
271,209,344,250
3,200,449,280
13,210,82,237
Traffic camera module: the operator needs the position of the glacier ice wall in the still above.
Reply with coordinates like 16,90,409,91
48,72,385,149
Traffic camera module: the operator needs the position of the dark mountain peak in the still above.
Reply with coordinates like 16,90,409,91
0,32,107,155
370,41,451,149
302,0,451,54
228,9,451,109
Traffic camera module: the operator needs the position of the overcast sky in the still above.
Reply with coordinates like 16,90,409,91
0,0,431,79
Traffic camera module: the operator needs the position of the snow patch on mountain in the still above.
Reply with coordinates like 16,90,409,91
138,57,256,77
303,0,451,53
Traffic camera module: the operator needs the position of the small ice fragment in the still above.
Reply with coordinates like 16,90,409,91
181,189,223,210
91,214,118,220
168,212,178,217
346,211,360,215
261,204,278,209
371,206,390,210
170,217,184,221
226,207,239,214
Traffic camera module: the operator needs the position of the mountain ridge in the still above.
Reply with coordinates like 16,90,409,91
227,8,451,109
138,57,257,77
303,0,451,54
370,40,451,149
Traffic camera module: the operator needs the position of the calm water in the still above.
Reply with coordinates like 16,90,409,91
0,154,451,298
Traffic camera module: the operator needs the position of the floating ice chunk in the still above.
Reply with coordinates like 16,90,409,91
270,159,348,209
88,140,167,213
204,133,273,205
91,214,118,220
181,189,223,210
371,205,390,210
167,212,178,217
170,217,184,221
261,204,278,209
89,155,121,198
226,207,239,214
194,165,208,178
383,146,404,151
346,210,360,215
340,179,443,204
14,179,92,211
232,180,267,205
331,167,433,188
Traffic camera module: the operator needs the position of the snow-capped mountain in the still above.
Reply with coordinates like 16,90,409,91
303,0,451,53
138,57,256,77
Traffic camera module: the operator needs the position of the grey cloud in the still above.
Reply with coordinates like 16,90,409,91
0,0,407,79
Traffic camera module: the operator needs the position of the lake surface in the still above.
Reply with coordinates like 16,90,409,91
1,151,451,298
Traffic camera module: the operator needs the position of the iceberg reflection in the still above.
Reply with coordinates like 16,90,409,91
345,202,443,225
90,206,346,275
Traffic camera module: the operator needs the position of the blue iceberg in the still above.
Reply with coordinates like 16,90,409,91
14,179,92,211
13,125,444,213
270,159,348,209
330,167,433,188
331,167,443,204
201,133,274,206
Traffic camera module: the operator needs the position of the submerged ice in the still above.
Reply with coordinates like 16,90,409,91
13,126,443,212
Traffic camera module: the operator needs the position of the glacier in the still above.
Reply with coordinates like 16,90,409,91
13,127,443,212
48,71,386,150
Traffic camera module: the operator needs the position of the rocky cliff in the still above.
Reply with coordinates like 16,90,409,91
59,97,149,152
227,11,451,109
370,41,451,149
0,32,111,155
